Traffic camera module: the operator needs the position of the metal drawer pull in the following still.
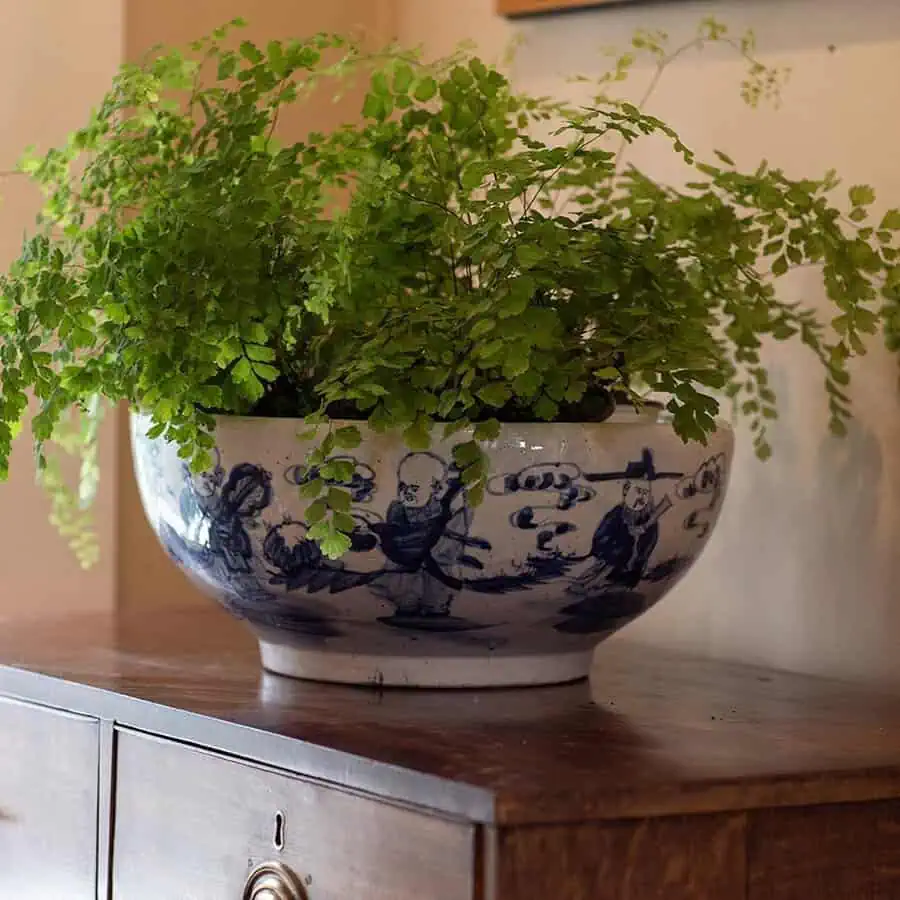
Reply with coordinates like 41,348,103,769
243,861,307,900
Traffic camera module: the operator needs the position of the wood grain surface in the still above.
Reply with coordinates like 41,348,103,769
2,607,900,826
748,800,900,900
496,813,747,899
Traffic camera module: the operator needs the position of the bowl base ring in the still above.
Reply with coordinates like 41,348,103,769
257,638,594,688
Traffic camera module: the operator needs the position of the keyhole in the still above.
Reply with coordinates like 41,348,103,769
273,811,286,851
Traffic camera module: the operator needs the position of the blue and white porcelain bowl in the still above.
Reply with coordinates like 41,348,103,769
131,409,733,688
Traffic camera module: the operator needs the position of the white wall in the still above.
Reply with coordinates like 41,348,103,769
0,0,122,620
398,0,900,683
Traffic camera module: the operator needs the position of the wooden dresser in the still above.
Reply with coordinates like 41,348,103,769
3,607,900,899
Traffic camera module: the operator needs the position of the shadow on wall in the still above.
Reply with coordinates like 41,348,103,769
628,342,900,684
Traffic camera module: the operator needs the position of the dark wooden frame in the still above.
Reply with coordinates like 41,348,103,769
498,0,641,17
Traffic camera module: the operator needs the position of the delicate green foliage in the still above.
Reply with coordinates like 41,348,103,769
1,17,898,562
34,396,104,569
333,425,362,449
298,476,323,499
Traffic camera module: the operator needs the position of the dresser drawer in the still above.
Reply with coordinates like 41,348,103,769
0,696,99,899
112,729,475,900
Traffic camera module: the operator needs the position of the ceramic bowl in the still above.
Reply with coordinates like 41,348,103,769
131,409,733,687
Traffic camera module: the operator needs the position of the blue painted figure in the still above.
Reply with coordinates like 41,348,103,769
370,452,491,628
169,461,273,575
207,463,273,573
677,453,727,538
175,448,225,544
160,460,341,638
556,448,682,634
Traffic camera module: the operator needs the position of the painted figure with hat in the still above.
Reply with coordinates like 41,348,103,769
556,448,682,632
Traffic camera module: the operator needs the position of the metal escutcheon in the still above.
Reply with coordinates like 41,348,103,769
243,861,308,900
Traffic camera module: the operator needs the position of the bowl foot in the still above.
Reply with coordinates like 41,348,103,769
257,639,593,688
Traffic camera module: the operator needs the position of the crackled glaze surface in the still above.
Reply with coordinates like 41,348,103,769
130,411,733,686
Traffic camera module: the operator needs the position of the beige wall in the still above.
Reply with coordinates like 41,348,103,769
398,0,900,684
116,0,396,611
44,0,896,684
0,0,122,621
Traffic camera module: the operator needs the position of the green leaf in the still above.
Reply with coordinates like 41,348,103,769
403,418,431,451
267,40,285,75
477,383,511,408
298,477,322,499
414,76,437,101
473,418,501,441
477,338,506,361
103,304,128,325
252,363,279,382
362,93,384,120
516,245,546,268
470,318,495,340
232,358,253,383
239,41,263,63
512,369,542,397
849,185,876,207
461,461,485,486
245,343,275,362
713,149,735,166
320,530,352,559
443,419,470,439
466,482,485,507
500,275,535,318
371,71,390,97
880,209,900,230
333,425,361,449
393,62,415,94
306,499,327,523
326,486,351,512
502,343,531,379
327,459,356,482
534,395,558,420
332,511,357,533
460,164,484,191
217,52,239,80
453,441,482,467
772,255,789,277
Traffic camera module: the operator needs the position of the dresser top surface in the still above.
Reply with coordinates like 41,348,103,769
3,606,900,825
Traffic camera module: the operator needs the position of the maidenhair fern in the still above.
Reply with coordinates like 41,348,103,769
1,18,898,562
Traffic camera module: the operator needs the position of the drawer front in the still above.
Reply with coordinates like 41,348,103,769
0,696,99,899
112,730,475,900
